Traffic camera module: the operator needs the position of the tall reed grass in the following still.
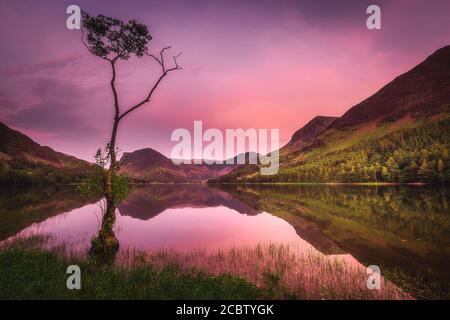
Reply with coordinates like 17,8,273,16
1,235,411,299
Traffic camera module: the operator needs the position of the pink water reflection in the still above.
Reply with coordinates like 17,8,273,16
11,201,314,254
115,206,305,252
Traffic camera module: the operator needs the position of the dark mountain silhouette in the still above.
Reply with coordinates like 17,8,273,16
0,122,94,185
0,122,89,167
331,45,450,129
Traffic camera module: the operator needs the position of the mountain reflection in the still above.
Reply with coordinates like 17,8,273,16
216,184,450,277
117,184,262,220
2,183,449,280
0,186,98,241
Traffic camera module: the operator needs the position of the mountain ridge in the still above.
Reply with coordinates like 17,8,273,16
213,45,450,183
0,121,94,185
332,45,450,129
2,45,449,184
281,116,339,154
119,148,260,182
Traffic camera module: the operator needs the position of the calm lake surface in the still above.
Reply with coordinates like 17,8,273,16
1,184,449,278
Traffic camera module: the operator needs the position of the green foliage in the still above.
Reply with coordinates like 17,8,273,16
241,119,450,183
110,173,130,204
0,160,94,187
82,11,152,60
78,148,107,198
78,146,130,204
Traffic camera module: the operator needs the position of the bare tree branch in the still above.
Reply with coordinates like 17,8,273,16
119,47,182,120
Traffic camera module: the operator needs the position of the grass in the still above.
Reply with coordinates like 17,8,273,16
0,248,260,300
0,237,412,300
128,244,410,300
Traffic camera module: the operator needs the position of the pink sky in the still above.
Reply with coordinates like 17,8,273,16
0,0,449,161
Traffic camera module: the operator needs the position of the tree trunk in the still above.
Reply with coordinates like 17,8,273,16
106,117,119,198
94,63,120,262
105,60,120,201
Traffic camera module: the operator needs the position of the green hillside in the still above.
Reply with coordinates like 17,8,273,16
214,46,450,184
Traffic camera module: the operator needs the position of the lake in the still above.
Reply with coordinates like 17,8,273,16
1,184,449,281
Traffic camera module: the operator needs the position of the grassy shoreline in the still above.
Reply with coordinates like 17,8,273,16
0,238,413,300
2,243,447,299
0,248,264,300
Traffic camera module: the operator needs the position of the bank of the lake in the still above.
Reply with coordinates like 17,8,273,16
0,238,414,300
0,247,262,300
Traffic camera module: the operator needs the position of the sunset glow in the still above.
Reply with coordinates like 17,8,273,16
0,0,448,161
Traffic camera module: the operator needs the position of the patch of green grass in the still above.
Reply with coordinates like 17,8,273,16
0,248,262,300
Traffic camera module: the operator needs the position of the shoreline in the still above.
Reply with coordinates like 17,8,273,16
3,181,442,187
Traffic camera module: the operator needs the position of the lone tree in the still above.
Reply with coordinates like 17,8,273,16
80,11,182,200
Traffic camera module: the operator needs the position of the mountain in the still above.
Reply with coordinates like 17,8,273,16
213,45,450,183
208,116,333,183
119,148,258,182
119,148,183,181
332,45,450,129
0,121,94,185
280,116,338,154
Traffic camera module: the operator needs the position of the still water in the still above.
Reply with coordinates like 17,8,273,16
1,184,449,278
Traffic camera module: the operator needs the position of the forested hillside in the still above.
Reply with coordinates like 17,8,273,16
214,46,450,184
245,118,449,183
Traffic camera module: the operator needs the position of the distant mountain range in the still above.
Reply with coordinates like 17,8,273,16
118,148,235,182
119,148,259,182
1,45,449,184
